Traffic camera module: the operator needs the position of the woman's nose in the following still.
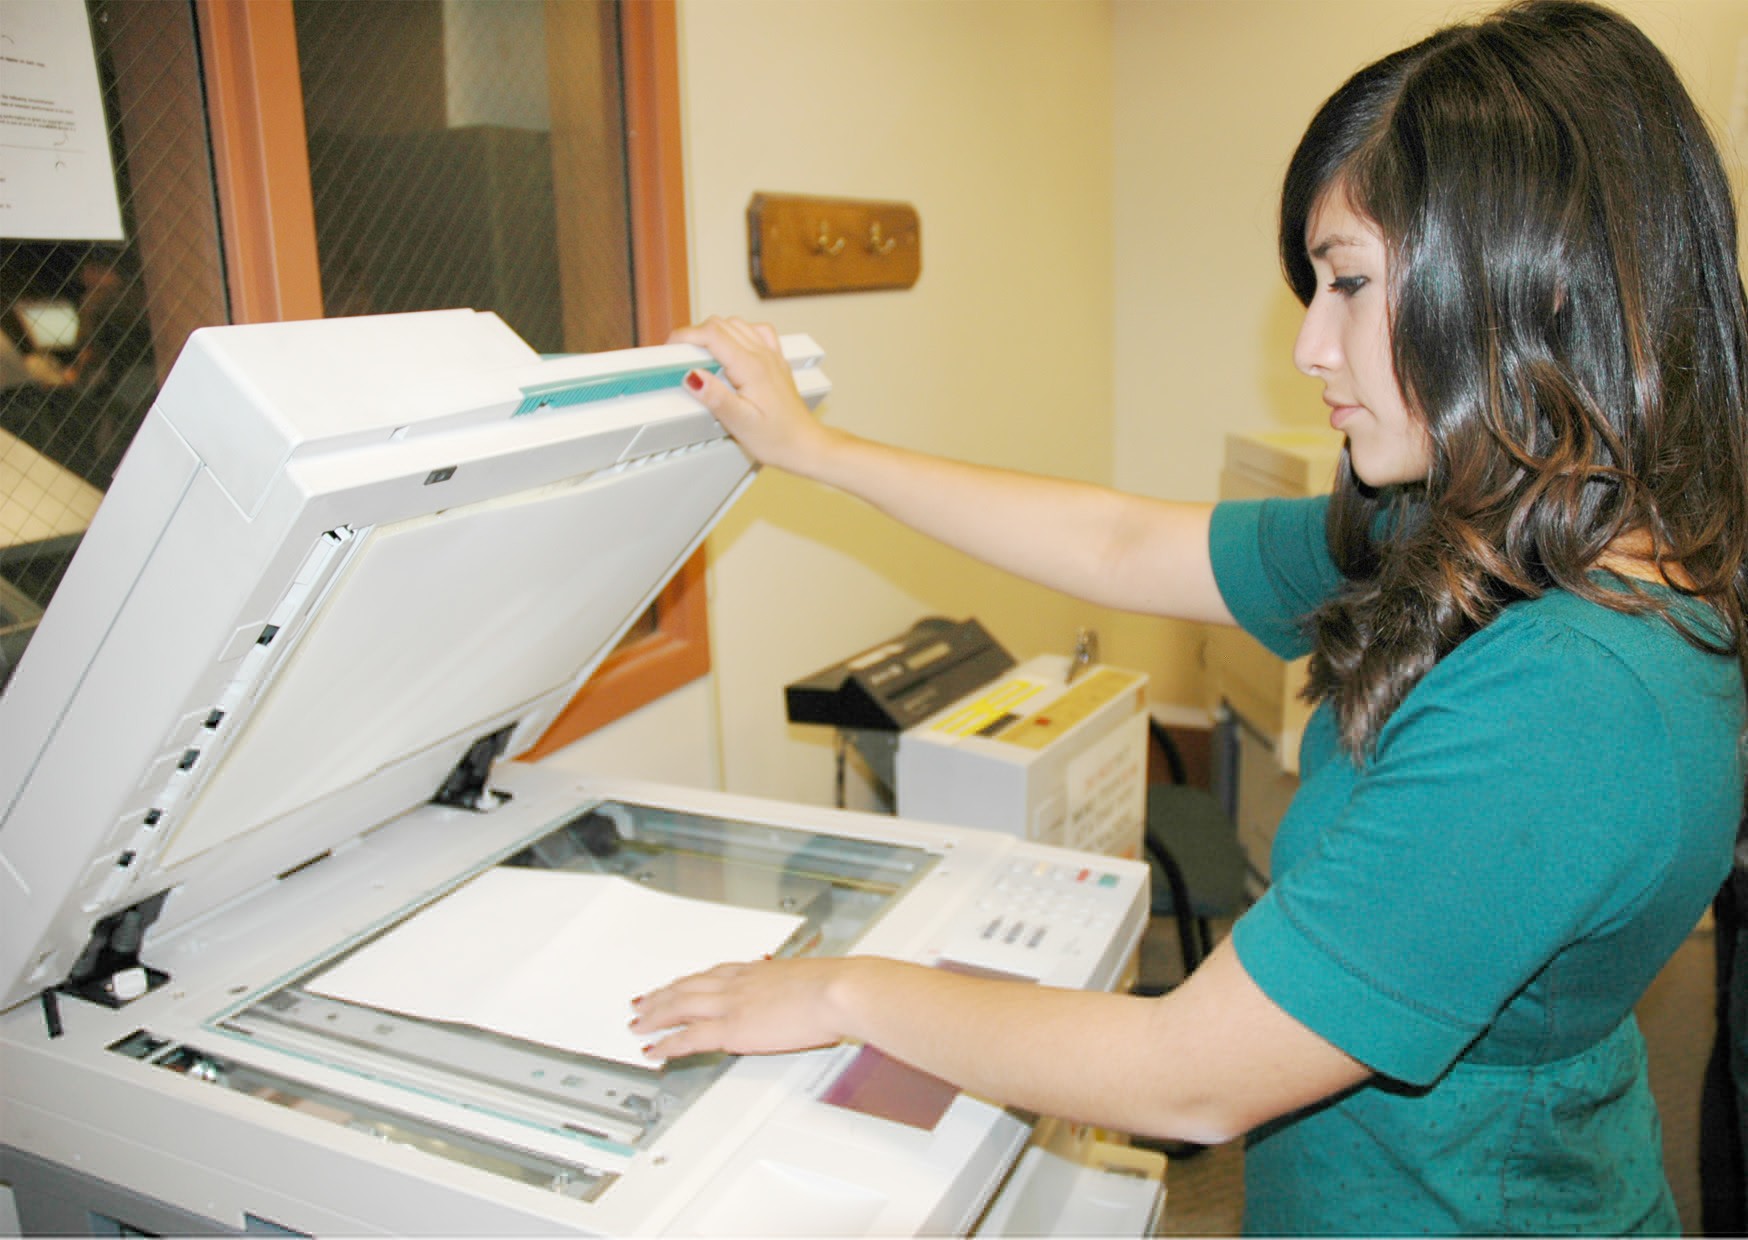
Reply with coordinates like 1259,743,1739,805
1293,300,1341,378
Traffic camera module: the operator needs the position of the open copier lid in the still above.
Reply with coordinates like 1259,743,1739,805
0,309,829,1015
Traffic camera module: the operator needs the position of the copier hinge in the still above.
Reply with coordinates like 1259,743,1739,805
62,889,171,1009
431,724,516,812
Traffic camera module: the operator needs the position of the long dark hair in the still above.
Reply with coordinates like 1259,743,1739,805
1280,0,1748,760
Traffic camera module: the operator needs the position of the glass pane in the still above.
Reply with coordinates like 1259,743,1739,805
294,0,635,356
207,799,936,1166
0,0,228,690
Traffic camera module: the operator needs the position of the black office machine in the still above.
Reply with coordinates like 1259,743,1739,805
784,615,1016,732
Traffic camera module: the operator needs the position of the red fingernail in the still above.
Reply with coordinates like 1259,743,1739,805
684,370,705,392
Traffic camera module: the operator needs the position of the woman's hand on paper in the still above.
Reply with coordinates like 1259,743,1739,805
670,316,836,477
631,956,859,1062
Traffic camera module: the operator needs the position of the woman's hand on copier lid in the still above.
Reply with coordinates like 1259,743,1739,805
671,316,834,476
631,956,861,1062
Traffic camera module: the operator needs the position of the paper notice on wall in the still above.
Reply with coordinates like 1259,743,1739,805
0,0,125,241
307,868,805,1067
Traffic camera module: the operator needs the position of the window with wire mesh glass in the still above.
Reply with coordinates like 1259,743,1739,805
0,0,224,691
296,0,635,353
0,0,642,692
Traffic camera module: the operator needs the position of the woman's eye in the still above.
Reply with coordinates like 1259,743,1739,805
1328,275,1369,297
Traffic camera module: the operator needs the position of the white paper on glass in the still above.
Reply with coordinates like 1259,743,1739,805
307,868,804,1066
0,0,126,241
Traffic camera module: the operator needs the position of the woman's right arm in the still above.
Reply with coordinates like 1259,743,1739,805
672,317,1235,626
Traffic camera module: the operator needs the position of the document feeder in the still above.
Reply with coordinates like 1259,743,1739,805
0,310,1149,1236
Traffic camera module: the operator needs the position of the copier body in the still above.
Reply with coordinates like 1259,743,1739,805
0,311,1148,1235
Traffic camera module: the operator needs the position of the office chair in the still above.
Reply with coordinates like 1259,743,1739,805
1140,719,1249,984
1128,720,1251,1161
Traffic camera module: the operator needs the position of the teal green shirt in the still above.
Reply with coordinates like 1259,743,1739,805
1210,496,1744,1235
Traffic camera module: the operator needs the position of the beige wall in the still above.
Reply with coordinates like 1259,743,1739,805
555,0,1748,801
675,0,1134,806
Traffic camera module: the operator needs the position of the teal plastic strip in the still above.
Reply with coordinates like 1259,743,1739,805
514,360,722,416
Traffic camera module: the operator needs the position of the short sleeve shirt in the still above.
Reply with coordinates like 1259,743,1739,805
1210,496,1745,1235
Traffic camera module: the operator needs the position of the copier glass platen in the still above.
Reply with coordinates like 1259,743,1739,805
0,310,1150,1238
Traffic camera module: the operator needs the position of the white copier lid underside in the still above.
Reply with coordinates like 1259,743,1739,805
0,309,828,1013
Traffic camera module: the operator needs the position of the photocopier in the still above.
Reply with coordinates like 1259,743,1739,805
0,310,1151,1236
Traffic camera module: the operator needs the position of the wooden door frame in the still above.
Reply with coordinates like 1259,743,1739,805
195,0,707,752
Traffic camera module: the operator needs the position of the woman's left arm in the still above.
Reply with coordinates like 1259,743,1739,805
630,938,1368,1146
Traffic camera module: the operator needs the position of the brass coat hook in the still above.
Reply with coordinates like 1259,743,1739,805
866,221,897,256
813,222,846,257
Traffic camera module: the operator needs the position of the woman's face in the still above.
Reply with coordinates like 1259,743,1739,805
1293,191,1432,487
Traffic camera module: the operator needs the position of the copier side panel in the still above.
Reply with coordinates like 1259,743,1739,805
0,428,318,1005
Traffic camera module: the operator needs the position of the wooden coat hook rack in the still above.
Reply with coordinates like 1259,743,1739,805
747,193,921,298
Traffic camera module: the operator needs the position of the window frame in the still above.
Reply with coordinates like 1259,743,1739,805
194,0,705,754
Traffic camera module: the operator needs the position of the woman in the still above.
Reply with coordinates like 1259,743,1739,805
632,2,1748,1231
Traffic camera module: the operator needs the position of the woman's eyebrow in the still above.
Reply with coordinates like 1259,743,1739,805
1308,233,1366,261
